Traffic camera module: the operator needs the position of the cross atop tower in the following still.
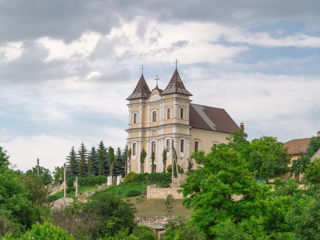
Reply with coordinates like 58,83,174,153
141,64,144,75
174,59,179,70
154,75,160,88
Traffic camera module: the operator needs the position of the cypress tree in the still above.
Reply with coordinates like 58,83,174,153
114,147,124,176
78,142,88,177
88,147,99,176
66,146,78,177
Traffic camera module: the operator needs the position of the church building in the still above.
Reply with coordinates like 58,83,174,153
126,67,240,173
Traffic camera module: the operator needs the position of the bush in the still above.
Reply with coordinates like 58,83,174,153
126,190,141,197
66,186,75,193
124,172,137,182
167,165,184,173
78,175,107,186
67,177,74,188
132,225,155,240
47,194,60,202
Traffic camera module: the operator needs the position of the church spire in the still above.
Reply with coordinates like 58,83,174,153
127,74,151,100
161,69,192,96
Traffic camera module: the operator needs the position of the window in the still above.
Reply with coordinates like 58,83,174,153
180,107,184,119
166,139,170,150
167,108,171,120
132,143,136,156
133,113,137,124
180,139,184,153
151,141,156,154
194,141,199,152
152,110,157,122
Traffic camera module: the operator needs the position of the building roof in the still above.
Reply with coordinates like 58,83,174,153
311,148,320,162
161,69,192,96
284,138,311,155
189,103,239,133
127,74,151,100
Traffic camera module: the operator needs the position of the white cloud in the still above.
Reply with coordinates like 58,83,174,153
0,41,23,62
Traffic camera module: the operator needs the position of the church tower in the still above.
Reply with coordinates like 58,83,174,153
127,68,192,173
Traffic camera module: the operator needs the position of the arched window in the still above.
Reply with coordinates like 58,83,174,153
152,110,157,122
132,143,136,156
133,112,137,124
180,107,184,119
194,141,199,152
180,139,184,153
151,141,156,154
167,108,171,120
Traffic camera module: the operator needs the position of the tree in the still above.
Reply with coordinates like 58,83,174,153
0,146,9,169
66,147,78,177
78,142,88,177
164,194,174,215
108,147,116,177
290,152,310,181
162,149,167,173
140,148,146,174
127,148,132,174
97,141,108,176
248,136,290,181
114,147,125,176
53,166,64,184
162,219,205,240
306,136,320,159
88,147,98,176
181,143,268,239
25,166,52,185
151,151,155,173
305,158,320,184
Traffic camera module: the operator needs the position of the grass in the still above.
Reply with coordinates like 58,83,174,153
127,196,191,218
97,182,147,199
48,185,99,202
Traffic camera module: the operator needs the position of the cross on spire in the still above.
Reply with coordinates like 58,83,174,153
141,64,144,75
174,59,179,70
154,75,160,88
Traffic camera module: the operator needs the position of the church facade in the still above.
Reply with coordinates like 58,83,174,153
126,68,239,173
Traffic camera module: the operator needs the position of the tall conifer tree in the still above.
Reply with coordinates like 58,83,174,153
97,141,108,176
66,146,78,177
78,142,88,177
88,146,98,176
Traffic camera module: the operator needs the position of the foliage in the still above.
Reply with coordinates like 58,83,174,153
162,219,205,240
131,225,155,240
162,149,167,173
166,164,184,174
182,143,269,239
25,165,53,185
305,158,320,184
290,152,310,181
66,147,78,178
164,194,174,215
124,172,137,183
83,192,136,238
306,136,320,159
140,149,146,174
2,221,75,240
108,147,116,176
88,147,99,176
97,141,108,176
67,175,107,188
0,146,9,169
99,182,146,199
126,190,141,197
53,166,64,184
78,142,88,177
127,148,132,173
151,151,155,173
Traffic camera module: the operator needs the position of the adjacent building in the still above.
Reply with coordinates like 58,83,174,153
126,68,239,173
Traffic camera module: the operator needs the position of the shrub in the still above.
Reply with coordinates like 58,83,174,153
126,190,141,197
78,175,107,186
66,186,75,193
167,165,184,173
132,225,156,240
47,194,60,203
124,172,137,182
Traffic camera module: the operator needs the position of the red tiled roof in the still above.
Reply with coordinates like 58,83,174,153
189,104,239,133
162,69,192,96
284,138,310,155
127,74,151,100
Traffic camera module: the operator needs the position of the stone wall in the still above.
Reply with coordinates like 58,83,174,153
147,185,183,199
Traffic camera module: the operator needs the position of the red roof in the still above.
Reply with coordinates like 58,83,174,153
162,69,192,96
127,74,151,100
189,104,239,133
284,138,311,155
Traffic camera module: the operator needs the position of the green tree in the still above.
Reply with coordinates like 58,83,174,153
181,144,268,239
306,135,320,159
78,142,88,177
305,158,320,184
88,147,98,176
162,149,167,173
25,166,52,185
0,146,9,169
140,149,146,174
2,222,75,240
290,152,310,182
108,147,116,177
248,136,290,181
151,151,155,173
162,219,205,240
53,166,64,184
164,194,174,215
66,147,78,177
97,141,108,176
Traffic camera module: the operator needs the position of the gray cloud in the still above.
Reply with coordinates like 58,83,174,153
0,0,319,44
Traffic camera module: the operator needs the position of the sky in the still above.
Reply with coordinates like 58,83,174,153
0,0,319,171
